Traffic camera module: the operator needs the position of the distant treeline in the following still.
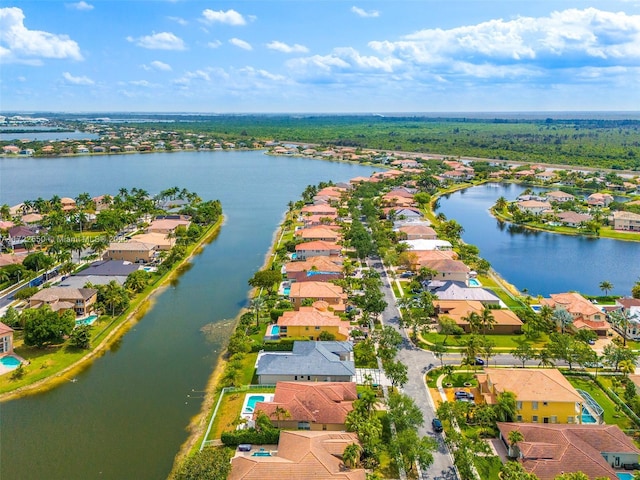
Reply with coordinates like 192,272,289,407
25,113,640,171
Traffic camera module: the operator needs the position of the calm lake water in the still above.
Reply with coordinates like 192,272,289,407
0,151,381,480
436,182,640,297
0,130,100,141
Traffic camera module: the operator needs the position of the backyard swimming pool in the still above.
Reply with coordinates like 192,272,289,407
617,473,634,480
269,325,280,336
75,315,98,326
1,355,22,368
530,305,542,313
468,278,481,287
283,287,290,296
582,411,598,424
241,393,275,415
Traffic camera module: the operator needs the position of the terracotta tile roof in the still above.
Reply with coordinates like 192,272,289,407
107,240,156,251
295,228,341,241
30,287,97,302
542,292,602,318
285,257,343,274
289,282,347,302
497,422,640,480
413,250,458,262
398,225,437,236
295,240,341,252
229,430,365,480
300,205,338,215
253,382,357,425
421,258,470,273
481,368,583,403
278,306,348,328
434,300,523,327
0,321,14,336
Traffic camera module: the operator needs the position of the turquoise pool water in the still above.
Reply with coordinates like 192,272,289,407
244,395,265,413
291,253,297,260
468,278,481,287
252,449,271,457
75,315,97,326
1,355,21,368
582,411,598,424
307,271,334,277
617,473,634,480
270,325,280,335
530,305,542,313
283,287,290,296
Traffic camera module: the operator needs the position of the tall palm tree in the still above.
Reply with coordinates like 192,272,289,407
250,296,266,328
480,307,496,336
599,280,613,296
507,430,524,459
342,443,362,469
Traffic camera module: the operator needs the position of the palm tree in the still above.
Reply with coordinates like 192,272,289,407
463,311,483,334
494,196,508,212
619,359,635,378
507,430,524,459
250,296,266,328
494,391,518,422
480,307,496,336
599,280,613,296
271,406,291,425
342,443,362,469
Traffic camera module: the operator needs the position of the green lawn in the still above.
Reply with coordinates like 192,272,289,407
565,375,633,429
421,331,548,349
475,456,502,480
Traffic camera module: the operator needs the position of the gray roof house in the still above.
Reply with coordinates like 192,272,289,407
75,260,140,277
426,280,502,305
256,341,355,385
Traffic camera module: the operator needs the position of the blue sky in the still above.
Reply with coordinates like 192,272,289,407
2,1,640,113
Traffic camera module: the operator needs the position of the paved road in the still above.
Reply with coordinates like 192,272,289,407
368,259,458,480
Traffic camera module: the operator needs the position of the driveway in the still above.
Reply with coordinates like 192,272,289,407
368,258,458,480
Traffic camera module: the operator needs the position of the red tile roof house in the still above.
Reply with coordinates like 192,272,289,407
545,191,575,203
397,224,438,240
285,257,343,278
289,282,348,312
518,200,553,215
295,240,341,260
253,381,357,431
0,322,15,356
587,193,614,207
277,305,351,341
29,287,98,316
541,292,610,336
228,430,365,480
497,422,640,480
147,216,191,234
302,214,338,227
295,226,341,243
300,204,338,217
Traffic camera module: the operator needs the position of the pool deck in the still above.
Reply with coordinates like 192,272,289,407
0,354,25,376
232,444,278,458
240,393,275,421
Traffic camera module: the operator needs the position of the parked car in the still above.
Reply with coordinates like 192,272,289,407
454,391,474,401
432,418,443,433
237,444,252,452
400,271,415,278
474,357,485,365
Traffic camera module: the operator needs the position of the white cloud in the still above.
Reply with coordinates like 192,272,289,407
173,69,212,86
207,40,222,49
266,41,308,54
201,9,246,26
62,72,94,85
66,2,93,11
127,32,186,51
141,60,172,71
239,66,287,82
0,7,83,62
167,16,188,26
229,38,252,50
351,6,379,18
130,80,152,87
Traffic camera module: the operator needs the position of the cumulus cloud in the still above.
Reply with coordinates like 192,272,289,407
62,72,94,85
127,32,185,50
229,38,252,50
207,40,222,49
266,41,308,54
173,69,212,86
239,66,287,82
0,7,83,62
167,16,188,26
150,60,172,71
130,80,153,87
66,1,93,11
201,9,246,26
351,6,379,18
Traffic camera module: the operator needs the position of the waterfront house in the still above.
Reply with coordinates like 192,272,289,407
147,215,191,234
284,256,343,280
256,341,355,384
29,287,98,316
294,226,341,243
419,258,470,283
613,298,640,340
587,193,614,207
477,368,583,424
104,241,156,263
545,191,575,203
541,292,609,335
294,241,341,260
403,239,453,251
300,204,337,217
253,381,357,430
497,423,640,479
228,430,365,480
0,322,14,355
434,300,523,334
555,211,592,227
535,170,557,182
611,211,640,232
131,232,175,251
397,224,437,240
288,282,347,311
60,197,76,212
426,280,501,306
518,200,552,215
277,304,350,341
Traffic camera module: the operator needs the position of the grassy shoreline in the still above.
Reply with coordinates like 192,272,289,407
0,217,224,402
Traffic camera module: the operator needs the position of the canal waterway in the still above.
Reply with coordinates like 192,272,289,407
0,151,381,480
436,182,640,297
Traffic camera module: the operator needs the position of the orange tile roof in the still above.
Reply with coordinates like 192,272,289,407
434,300,523,327
542,292,602,317
480,368,582,403
253,382,357,425
295,240,341,252
285,257,343,274
289,282,347,301
229,430,365,480
497,422,640,480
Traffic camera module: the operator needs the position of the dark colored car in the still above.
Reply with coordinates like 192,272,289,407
474,357,485,365
454,391,474,401
432,418,443,433
237,444,252,452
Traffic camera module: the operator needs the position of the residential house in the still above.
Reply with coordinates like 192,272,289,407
611,211,640,232
284,257,343,281
419,258,470,283
58,259,142,288
391,208,422,220
147,215,191,234
434,300,523,334
555,211,592,227
92,195,112,211
477,368,583,424
0,322,14,355
541,292,609,335
228,430,365,480
294,241,341,260
277,304,350,341
407,250,458,271
402,239,453,251
301,215,337,228
613,298,640,340
104,240,156,263
288,282,347,311
397,224,438,240
300,205,338,217
256,341,355,384
253,381,357,430
545,191,575,203
21,213,43,225
497,423,640,479
29,287,98,316
131,232,175,251
295,226,341,243
587,193,614,207
426,280,501,306
60,197,76,212
518,200,552,215
535,170,557,182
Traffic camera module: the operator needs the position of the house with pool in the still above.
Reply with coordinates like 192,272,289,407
434,300,523,334
497,423,640,479
29,287,98,317
256,341,355,385
541,292,610,336
477,369,584,425
252,381,357,431
276,304,351,341
0,321,14,356
288,282,347,312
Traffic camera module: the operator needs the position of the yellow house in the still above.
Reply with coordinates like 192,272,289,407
277,304,350,340
477,368,583,424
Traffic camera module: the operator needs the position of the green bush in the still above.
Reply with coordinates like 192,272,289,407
220,428,280,446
